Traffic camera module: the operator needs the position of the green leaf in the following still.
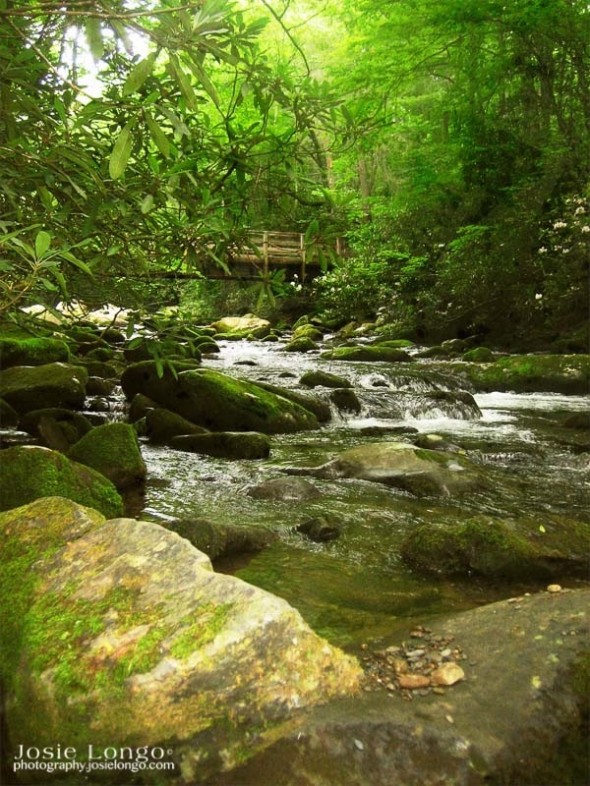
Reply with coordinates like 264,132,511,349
145,111,170,158
109,124,134,180
186,59,220,108
60,251,93,276
122,53,158,96
539,524,546,533
169,57,199,111
140,194,155,214
35,230,51,258
85,18,104,62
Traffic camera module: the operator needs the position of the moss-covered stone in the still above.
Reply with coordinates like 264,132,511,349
128,392,157,423
300,370,352,389
445,354,590,394
20,408,93,449
0,446,123,516
1,506,361,779
210,315,271,339
167,518,278,560
292,324,324,342
400,513,590,579
285,336,319,353
0,337,70,368
462,347,495,363
145,407,208,444
0,397,19,428
121,362,320,434
322,346,412,363
75,359,120,379
254,380,332,423
0,363,88,414
67,423,147,490
329,388,362,413
372,339,415,349
171,431,271,459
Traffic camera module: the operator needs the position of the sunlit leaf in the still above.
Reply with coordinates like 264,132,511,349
186,60,220,108
140,194,155,214
109,125,134,180
85,18,104,62
145,111,170,158
35,230,51,258
169,57,199,111
123,53,158,96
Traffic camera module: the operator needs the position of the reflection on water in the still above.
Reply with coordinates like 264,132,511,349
139,341,590,648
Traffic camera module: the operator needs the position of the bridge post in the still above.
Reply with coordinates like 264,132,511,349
262,231,269,277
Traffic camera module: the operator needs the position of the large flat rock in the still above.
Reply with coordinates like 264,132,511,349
206,589,589,786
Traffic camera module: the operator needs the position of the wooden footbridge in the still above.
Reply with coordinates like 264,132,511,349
199,230,345,282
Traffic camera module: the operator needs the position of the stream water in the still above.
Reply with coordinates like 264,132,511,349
133,340,589,651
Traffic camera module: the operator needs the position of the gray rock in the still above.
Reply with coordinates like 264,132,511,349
329,388,362,413
167,517,278,560
247,477,322,501
171,431,271,459
300,370,352,389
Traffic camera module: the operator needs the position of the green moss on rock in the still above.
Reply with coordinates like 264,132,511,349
67,423,147,490
0,446,123,516
171,431,271,459
0,337,70,368
458,354,590,394
322,346,412,363
0,363,88,413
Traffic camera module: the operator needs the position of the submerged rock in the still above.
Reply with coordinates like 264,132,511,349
247,477,322,502
208,589,590,786
0,446,123,517
322,346,412,363
167,517,278,560
0,362,87,413
0,499,361,781
283,442,486,497
171,431,271,459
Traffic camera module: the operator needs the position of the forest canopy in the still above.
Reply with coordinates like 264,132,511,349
1,0,589,342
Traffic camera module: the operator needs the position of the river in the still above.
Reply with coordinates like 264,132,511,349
134,340,590,650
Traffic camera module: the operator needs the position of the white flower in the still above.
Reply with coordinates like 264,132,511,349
581,225,590,234
535,293,543,300
574,206,586,216
538,247,548,254
553,221,567,229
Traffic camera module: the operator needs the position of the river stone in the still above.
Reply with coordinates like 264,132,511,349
300,370,352,389
67,422,147,490
210,314,271,339
146,407,208,444
400,512,590,579
0,362,88,414
208,589,590,786
322,346,412,363
0,446,123,517
167,517,278,560
1,501,361,781
0,336,70,368
292,325,324,342
121,363,320,434
247,477,322,502
254,380,332,424
283,442,486,497
171,432,271,459
284,337,319,353
296,516,341,542
329,388,362,413
0,397,19,428
128,392,158,422
430,663,465,686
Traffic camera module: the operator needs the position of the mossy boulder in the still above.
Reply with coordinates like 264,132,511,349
20,408,93,451
300,370,352,389
462,346,494,363
0,446,123,516
454,354,590,394
284,336,319,353
86,376,117,396
171,431,271,459
322,346,412,363
0,337,70,368
400,513,590,579
0,363,88,414
67,423,147,490
0,502,361,779
0,397,18,428
254,380,332,423
128,392,157,423
145,407,208,444
210,314,271,339
121,362,320,434
167,517,278,560
329,388,362,413
292,324,324,342
75,359,120,379
284,442,486,497
372,339,415,349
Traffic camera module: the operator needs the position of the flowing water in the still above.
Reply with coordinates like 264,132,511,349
135,340,590,650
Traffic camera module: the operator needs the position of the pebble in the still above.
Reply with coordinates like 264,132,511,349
398,674,431,690
431,662,465,687
547,584,562,593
